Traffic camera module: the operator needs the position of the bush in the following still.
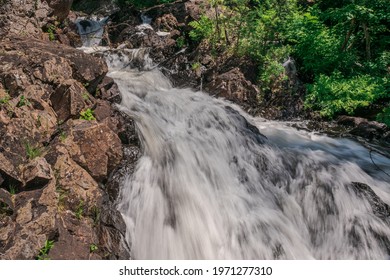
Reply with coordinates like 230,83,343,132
306,71,386,117
377,107,390,127
80,108,96,121
189,15,214,43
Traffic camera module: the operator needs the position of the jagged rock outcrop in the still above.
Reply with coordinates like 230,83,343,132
0,2,139,259
0,0,51,38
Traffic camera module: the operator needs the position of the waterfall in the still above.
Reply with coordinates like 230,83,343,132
99,48,390,260
76,17,109,47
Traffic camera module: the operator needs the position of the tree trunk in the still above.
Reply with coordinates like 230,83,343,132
362,22,371,60
341,18,355,51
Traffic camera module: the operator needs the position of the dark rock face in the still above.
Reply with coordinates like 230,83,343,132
350,182,390,220
46,0,74,21
337,115,389,141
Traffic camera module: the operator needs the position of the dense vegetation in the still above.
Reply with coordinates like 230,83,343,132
188,0,390,124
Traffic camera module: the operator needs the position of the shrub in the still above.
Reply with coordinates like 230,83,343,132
306,71,386,117
36,240,54,260
189,15,214,43
377,107,390,127
25,142,42,159
80,108,96,121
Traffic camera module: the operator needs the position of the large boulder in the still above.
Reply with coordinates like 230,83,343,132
64,120,123,182
46,0,74,21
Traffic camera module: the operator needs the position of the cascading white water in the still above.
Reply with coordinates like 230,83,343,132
103,48,390,260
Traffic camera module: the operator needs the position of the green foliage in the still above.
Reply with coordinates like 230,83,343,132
75,200,84,220
47,24,56,41
79,108,96,121
190,0,390,119
8,185,16,196
59,131,67,142
306,71,386,117
376,107,390,127
37,240,54,260
82,92,90,101
25,142,42,159
189,15,214,43
17,95,30,107
259,45,292,91
176,36,186,48
286,10,343,76
191,62,201,71
0,201,13,217
89,244,98,253
0,93,10,104
91,206,100,226
56,187,68,212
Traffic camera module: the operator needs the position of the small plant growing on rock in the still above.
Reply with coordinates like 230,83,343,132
47,24,56,41
25,142,42,159
75,200,84,220
59,131,67,142
376,107,390,127
0,93,10,104
191,62,201,71
176,36,186,48
91,206,100,226
0,201,13,217
17,95,30,107
89,244,98,253
82,92,90,101
79,108,96,121
36,240,54,260
36,115,42,127
56,186,68,212
8,185,16,196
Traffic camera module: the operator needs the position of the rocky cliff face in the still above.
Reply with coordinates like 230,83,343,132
0,0,139,259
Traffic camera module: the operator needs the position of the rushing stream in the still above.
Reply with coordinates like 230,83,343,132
89,47,390,260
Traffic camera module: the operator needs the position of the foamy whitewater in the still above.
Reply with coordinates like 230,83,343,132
86,46,390,260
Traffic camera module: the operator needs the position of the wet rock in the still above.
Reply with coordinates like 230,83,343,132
96,76,121,103
97,216,131,259
155,13,179,32
349,121,387,140
350,182,390,220
337,115,368,127
117,26,177,64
